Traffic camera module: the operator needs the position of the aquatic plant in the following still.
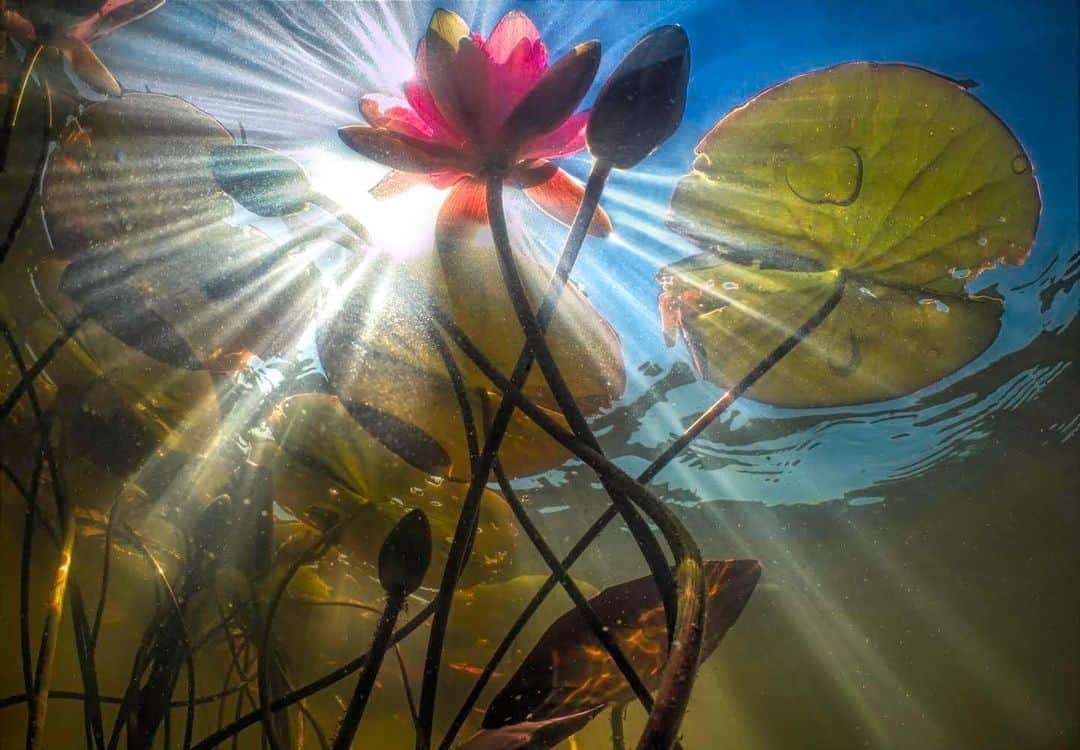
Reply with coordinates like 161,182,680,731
338,9,612,241
0,5,1043,750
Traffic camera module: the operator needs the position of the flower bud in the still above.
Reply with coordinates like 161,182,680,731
587,25,690,169
378,509,432,597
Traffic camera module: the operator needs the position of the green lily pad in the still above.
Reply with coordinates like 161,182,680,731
665,62,1039,406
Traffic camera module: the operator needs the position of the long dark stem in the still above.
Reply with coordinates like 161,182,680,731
25,496,75,750
433,319,655,748
70,585,106,750
256,528,338,750
486,173,678,636
0,316,85,422
193,274,842,750
413,160,614,750
432,277,846,744
189,598,437,750
0,43,43,173
330,591,406,750
125,526,198,750
0,74,52,264
611,702,628,750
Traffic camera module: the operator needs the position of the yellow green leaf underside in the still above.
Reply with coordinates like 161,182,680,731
666,63,1039,407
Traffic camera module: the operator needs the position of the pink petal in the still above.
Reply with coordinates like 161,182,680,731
404,79,463,145
360,93,433,140
369,169,428,199
428,170,469,190
435,178,489,244
482,10,540,64
520,110,589,161
68,0,164,43
338,125,463,173
522,168,612,237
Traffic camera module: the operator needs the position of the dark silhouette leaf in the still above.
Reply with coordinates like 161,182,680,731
458,707,603,750
60,256,201,369
342,399,452,476
483,559,761,729
210,144,312,217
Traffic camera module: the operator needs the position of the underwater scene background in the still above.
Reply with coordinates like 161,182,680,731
0,1,1077,749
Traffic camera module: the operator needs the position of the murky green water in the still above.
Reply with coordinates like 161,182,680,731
1,2,1077,749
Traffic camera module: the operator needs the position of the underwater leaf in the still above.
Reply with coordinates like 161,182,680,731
377,508,432,596
458,707,604,750
60,255,201,369
42,93,235,258
483,559,761,729
209,144,312,217
445,575,600,673
342,400,451,476
268,394,520,587
665,62,1040,406
317,240,625,479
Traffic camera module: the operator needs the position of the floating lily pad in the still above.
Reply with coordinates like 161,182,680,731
482,559,761,730
42,94,235,258
267,394,520,587
665,63,1039,406
318,240,626,478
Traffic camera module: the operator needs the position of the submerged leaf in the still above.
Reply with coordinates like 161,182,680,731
268,394,520,587
665,62,1040,406
209,144,312,217
483,559,761,729
317,239,625,479
42,94,235,257
458,707,604,750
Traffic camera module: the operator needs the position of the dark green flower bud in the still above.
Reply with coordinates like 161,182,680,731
378,509,432,597
587,25,690,169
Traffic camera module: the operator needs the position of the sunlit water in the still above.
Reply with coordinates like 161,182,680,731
1,1,1077,748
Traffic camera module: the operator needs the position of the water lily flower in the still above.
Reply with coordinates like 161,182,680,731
1,0,165,96
339,9,612,239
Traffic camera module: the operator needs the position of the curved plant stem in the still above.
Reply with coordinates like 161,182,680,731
433,277,847,746
70,585,106,750
0,43,43,173
0,315,85,422
193,266,843,750
414,160,624,750
0,75,52,264
25,497,75,750
330,590,406,750
189,599,438,750
0,684,252,711
125,525,198,750
486,173,678,636
611,702,628,750
256,527,339,750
